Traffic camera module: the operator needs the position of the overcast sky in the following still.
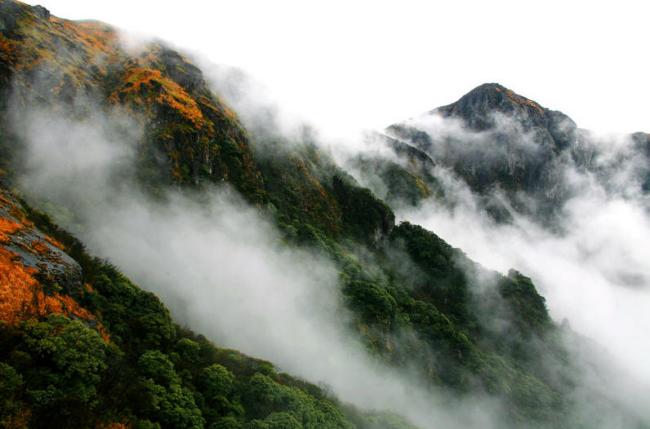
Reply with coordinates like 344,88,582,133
25,0,649,137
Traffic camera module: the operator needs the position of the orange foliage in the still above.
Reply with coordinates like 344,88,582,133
0,193,109,339
44,234,65,250
43,17,117,58
30,240,50,255
0,34,17,64
9,205,33,227
0,247,100,335
69,20,117,55
10,12,119,82
114,67,208,129
0,218,22,243
0,247,40,325
498,86,544,114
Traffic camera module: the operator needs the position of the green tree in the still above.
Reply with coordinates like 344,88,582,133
201,364,234,401
22,315,107,407
0,362,24,427
137,350,204,429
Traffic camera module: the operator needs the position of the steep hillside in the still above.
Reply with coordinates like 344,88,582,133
0,0,264,198
0,181,424,429
0,2,644,429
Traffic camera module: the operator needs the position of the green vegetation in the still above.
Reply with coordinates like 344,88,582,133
0,3,638,428
243,136,576,425
0,201,418,429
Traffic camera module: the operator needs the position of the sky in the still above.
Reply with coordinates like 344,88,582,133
24,0,649,136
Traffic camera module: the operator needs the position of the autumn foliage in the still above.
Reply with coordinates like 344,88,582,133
0,217,21,243
0,246,94,326
0,192,101,336
114,66,209,129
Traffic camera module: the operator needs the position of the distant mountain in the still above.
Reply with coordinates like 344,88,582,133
0,2,645,429
382,83,649,225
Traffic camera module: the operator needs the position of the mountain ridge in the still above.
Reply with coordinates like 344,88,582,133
0,2,645,428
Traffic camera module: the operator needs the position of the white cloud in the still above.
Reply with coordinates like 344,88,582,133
378,114,650,422
23,0,649,136
15,103,512,429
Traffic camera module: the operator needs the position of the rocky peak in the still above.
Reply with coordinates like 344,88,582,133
382,84,587,224
415,83,577,151
32,4,49,19
435,83,548,130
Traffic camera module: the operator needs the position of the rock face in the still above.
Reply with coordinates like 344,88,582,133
384,83,649,225
0,186,95,328
434,83,578,153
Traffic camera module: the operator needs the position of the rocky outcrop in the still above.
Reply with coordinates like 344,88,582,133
0,186,97,329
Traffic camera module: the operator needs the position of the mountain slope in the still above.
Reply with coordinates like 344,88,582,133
0,2,644,429
0,0,264,199
1,181,420,429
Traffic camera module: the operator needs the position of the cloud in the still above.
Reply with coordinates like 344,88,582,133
13,99,517,429
377,113,650,424
11,40,649,426
24,0,650,135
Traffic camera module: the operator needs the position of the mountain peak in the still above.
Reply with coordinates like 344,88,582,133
464,82,510,96
435,82,548,131
32,4,50,19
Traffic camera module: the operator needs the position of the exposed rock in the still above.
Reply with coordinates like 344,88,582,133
0,187,91,326
32,5,49,19
384,83,647,226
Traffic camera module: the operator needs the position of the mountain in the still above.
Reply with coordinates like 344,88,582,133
0,0,265,200
0,2,645,429
382,83,649,225
0,182,393,429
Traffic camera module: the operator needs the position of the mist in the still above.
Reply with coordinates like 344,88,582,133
371,113,650,424
14,85,650,427
11,101,520,429
3,1,649,427
10,74,650,429
7,19,649,424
